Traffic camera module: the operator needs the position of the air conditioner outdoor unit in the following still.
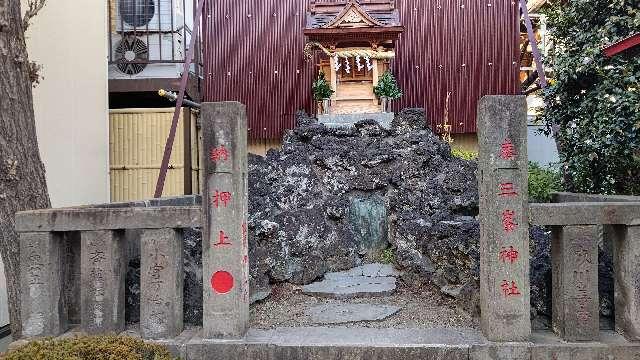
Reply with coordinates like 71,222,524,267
109,33,185,79
114,0,185,33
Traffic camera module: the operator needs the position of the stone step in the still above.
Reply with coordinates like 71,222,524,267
179,328,638,360
306,303,401,325
302,263,400,298
19,327,640,360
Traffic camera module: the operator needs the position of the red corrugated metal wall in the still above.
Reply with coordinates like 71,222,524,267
203,0,520,139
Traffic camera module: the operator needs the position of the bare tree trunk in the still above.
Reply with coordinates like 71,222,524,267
0,0,51,338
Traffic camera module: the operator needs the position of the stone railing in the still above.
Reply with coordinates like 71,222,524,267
17,205,202,339
529,194,640,342
18,101,250,344
12,98,640,359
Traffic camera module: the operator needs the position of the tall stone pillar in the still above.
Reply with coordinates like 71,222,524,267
477,96,530,342
140,228,184,339
613,225,640,341
551,226,599,341
201,102,249,339
20,232,67,337
80,230,126,334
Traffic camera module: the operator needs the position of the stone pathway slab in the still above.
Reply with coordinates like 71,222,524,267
306,303,401,324
324,263,402,280
303,276,396,298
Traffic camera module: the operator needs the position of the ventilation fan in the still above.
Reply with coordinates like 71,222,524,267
119,0,156,27
114,36,149,75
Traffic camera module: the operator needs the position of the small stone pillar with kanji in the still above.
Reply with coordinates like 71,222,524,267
201,102,249,339
477,96,530,342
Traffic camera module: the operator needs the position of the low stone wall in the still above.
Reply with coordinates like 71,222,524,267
13,99,640,360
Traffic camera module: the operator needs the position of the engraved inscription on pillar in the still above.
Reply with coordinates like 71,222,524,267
23,236,46,336
87,239,107,329
477,96,530,342
572,239,593,325
147,240,167,332
201,102,249,338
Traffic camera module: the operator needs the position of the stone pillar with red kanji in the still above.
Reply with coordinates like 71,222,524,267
477,96,530,342
201,102,249,339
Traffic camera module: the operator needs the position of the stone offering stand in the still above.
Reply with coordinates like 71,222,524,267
14,99,640,359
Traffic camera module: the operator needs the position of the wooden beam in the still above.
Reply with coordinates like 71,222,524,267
603,33,640,58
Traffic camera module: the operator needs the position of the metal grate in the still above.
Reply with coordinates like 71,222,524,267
108,0,203,75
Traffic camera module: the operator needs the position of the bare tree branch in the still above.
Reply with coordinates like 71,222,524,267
22,0,47,31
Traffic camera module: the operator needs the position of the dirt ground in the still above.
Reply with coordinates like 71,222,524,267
250,280,478,329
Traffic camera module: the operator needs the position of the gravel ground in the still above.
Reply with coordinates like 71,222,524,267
250,280,478,329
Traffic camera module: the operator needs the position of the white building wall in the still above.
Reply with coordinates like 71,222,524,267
23,0,110,208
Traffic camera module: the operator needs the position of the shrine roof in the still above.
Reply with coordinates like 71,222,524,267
306,0,401,29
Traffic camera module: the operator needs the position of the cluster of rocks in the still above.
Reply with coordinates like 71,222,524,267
125,109,614,326
247,109,553,321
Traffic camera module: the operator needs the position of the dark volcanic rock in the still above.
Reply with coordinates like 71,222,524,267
248,109,482,298
247,109,554,321
124,109,559,324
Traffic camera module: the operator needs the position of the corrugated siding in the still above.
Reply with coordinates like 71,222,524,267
109,108,196,201
203,0,520,138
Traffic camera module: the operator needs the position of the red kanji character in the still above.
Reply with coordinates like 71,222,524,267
214,230,232,246
210,145,229,163
502,210,518,232
499,183,518,197
500,280,521,297
500,139,517,160
499,246,519,263
212,191,232,208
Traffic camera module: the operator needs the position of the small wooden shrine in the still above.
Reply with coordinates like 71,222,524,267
304,0,404,116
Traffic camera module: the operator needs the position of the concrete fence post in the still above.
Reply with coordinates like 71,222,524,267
477,95,531,342
80,230,126,334
20,232,67,337
551,225,599,341
613,225,640,341
201,102,249,339
140,228,184,339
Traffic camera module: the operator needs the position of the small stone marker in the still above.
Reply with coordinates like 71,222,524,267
306,303,401,324
80,230,126,334
613,225,640,341
140,228,183,339
201,102,249,339
551,225,599,341
20,232,67,337
477,96,530,342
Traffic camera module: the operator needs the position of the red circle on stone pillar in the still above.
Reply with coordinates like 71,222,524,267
211,271,234,294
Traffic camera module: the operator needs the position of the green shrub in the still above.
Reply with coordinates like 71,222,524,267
528,162,562,203
451,149,479,161
377,248,396,265
312,72,334,101
2,336,177,360
373,71,403,100
541,0,640,195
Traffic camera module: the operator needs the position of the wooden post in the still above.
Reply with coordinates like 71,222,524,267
372,59,380,107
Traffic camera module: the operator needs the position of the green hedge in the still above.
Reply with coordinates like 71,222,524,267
541,0,640,195
2,336,177,360
528,162,562,203
451,149,479,161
